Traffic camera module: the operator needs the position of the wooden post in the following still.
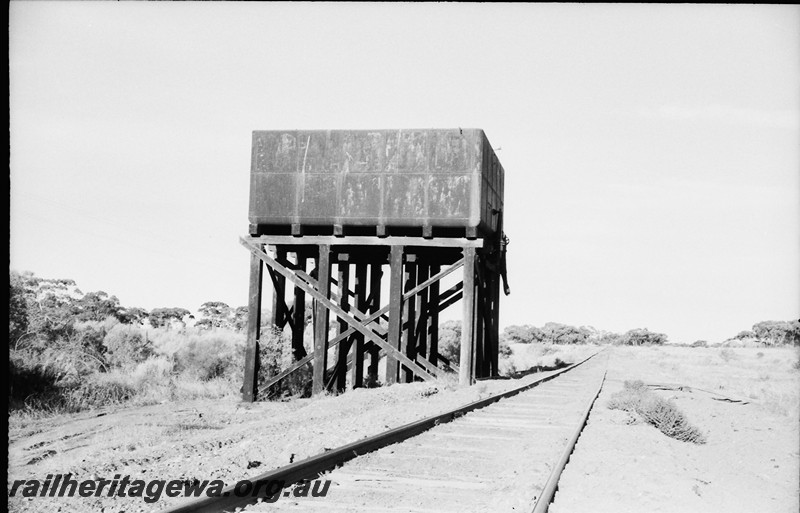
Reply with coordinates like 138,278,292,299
401,257,417,383
475,260,486,378
351,263,368,388
428,264,440,368
367,263,382,385
243,251,264,402
291,253,307,361
415,264,430,364
312,245,331,395
460,246,476,386
271,248,287,328
334,259,350,392
386,245,404,385
489,263,501,376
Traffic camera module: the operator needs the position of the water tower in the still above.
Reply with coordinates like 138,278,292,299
240,129,509,401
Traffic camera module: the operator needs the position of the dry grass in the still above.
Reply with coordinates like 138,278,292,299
615,345,800,419
608,380,707,444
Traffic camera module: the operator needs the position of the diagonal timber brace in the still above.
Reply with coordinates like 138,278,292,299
241,238,443,387
258,261,466,397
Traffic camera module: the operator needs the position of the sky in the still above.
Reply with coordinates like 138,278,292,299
9,2,799,344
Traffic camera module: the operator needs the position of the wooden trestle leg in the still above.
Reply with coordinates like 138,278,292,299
242,251,263,402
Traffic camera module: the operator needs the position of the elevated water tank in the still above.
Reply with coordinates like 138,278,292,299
248,128,504,238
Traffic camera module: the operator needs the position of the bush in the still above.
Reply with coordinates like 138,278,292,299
498,338,512,358
67,373,138,408
691,340,708,348
174,332,243,381
256,327,312,398
103,324,152,369
437,321,462,366
618,328,668,346
9,352,69,411
502,325,544,344
131,356,174,382
10,302,247,412
752,320,800,346
606,380,648,411
74,320,111,356
607,380,706,444
10,351,139,412
540,322,591,345
637,395,706,444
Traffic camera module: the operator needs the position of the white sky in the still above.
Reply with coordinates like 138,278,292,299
9,2,799,344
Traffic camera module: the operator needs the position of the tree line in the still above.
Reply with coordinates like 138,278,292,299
9,271,249,350
11,270,798,353
500,320,800,347
9,270,261,412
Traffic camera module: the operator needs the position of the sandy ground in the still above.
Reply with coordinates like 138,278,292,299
7,345,596,513
551,346,800,513
8,345,798,513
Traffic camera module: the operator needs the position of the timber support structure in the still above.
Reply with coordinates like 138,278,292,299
241,234,505,401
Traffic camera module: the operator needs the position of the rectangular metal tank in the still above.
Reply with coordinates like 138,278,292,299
248,129,504,237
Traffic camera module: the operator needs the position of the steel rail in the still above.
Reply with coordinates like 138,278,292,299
531,355,608,513
162,350,605,513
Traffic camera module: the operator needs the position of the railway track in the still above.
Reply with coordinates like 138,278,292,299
164,351,607,513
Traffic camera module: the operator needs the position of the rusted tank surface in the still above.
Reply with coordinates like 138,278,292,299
248,129,504,237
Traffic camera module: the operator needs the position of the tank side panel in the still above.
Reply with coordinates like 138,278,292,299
249,129,504,234
249,131,301,225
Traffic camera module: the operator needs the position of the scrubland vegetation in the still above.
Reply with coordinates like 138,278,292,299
9,271,248,415
607,380,707,444
9,270,800,417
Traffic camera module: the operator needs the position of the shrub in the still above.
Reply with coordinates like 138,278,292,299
606,380,648,411
607,380,706,444
498,338,512,358
719,348,737,362
256,327,312,398
67,373,138,409
9,351,141,412
691,340,708,348
131,356,174,383
74,320,110,356
502,325,544,344
752,320,800,346
437,321,462,366
9,352,69,411
540,322,591,345
103,324,152,369
618,328,668,346
174,332,243,381
637,395,706,444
